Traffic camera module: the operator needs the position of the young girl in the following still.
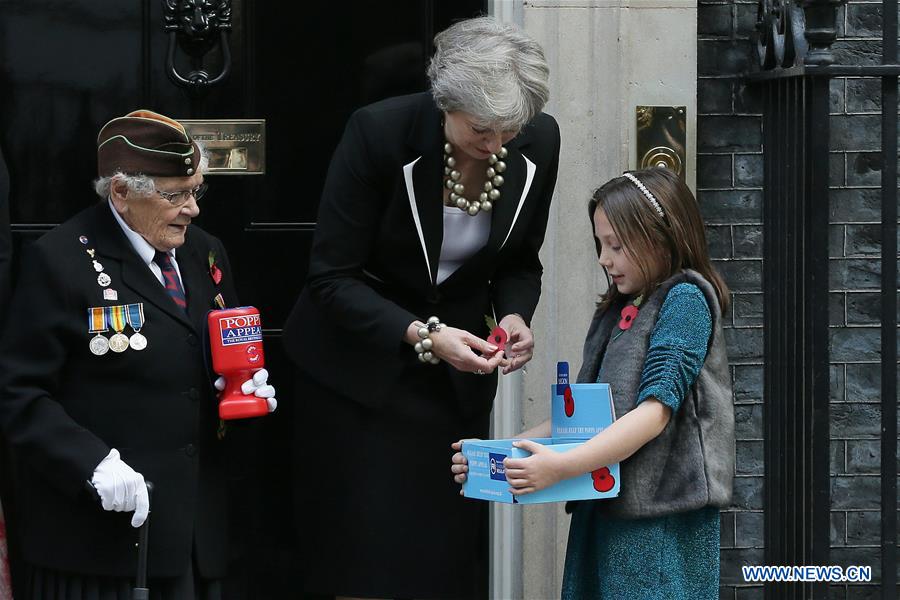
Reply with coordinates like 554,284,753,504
451,167,734,599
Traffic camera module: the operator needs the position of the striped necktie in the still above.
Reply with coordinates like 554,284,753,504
153,250,187,312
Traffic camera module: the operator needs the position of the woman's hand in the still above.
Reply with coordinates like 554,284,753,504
503,439,570,496
450,440,471,493
498,314,534,374
407,322,504,374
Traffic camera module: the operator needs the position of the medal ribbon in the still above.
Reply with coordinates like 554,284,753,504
87,307,108,334
125,303,145,332
107,305,127,334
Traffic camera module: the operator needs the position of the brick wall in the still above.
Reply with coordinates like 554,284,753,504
698,1,765,598
698,1,899,598
828,1,899,597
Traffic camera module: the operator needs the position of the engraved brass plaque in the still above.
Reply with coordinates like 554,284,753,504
180,120,266,175
636,106,686,178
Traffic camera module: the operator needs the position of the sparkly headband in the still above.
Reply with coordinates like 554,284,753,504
622,172,665,219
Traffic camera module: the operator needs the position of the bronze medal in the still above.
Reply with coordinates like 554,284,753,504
108,332,130,353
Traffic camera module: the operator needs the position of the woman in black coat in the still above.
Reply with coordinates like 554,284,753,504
283,16,560,599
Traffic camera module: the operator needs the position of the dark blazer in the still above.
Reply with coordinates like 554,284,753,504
283,92,560,416
0,201,238,578
0,146,10,321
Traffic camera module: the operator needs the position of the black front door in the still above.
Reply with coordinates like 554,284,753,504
0,1,484,595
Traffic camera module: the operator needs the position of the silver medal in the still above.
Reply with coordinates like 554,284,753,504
97,273,111,287
129,332,148,351
89,334,109,356
109,333,130,353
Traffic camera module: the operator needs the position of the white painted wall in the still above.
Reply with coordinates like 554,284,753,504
489,0,697,597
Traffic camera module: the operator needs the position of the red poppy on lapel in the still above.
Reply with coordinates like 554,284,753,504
618,304,639,330
208,251,223,285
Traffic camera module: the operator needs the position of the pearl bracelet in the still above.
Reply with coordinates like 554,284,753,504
415,316,444,364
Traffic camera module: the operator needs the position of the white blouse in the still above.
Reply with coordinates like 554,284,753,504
436,205,490,284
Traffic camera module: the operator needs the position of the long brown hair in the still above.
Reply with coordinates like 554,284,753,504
588,167,730,315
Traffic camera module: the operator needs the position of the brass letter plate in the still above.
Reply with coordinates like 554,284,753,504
636,106,686,179
180,119,266,175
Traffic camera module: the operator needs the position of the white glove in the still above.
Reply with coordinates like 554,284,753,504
90,448,149,528
214,368,277,412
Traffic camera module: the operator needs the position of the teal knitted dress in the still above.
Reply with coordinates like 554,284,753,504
561,283,720,600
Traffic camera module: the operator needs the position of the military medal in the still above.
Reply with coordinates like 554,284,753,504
129,332,147,351
103,288,118,301
89,335,110,355
93,260,104,273
108,333,129,352
97,272,111,287
79,235,89,245
87,307,110,356
107,305,130,352
126,303,148,351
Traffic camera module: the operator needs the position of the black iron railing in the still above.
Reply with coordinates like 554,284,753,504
749,0,898,598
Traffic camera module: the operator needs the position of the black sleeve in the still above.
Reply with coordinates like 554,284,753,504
490,116,561,325
305,108,418,348
0,242,110,499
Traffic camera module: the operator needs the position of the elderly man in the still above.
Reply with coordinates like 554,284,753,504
0,110,274,599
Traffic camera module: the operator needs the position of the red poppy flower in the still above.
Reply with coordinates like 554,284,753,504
488,326,508,352
563,386,575,417
618,304,639,330
210,264,223,285
591,467,615,493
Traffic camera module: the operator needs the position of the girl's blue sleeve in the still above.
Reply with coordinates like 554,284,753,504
637,283,713,412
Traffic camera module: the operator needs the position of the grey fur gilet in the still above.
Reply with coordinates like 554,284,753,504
576,269,734,518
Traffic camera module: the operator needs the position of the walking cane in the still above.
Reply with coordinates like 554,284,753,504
84,479,155,599
133,481,153,600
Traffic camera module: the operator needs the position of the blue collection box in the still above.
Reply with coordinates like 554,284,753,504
551,382,616,438
461,365,620,504
461,437,620,504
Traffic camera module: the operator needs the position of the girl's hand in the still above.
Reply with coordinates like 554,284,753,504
450,440,474,494
498,314,534,374
503,439,569,496
430,326,504,375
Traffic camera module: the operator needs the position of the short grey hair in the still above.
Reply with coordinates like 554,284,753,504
92,146,209,201
427,16,550,132
93,172,156,201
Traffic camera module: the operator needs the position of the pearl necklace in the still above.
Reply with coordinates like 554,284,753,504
443,142,508,216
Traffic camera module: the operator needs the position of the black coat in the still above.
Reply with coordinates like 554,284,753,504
0,201,238,578
284,92,560,598
283,92,561,417
0,145,10,320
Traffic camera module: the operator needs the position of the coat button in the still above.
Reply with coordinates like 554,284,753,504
188,388,200,401
187,334,198,347
185,444,196,457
